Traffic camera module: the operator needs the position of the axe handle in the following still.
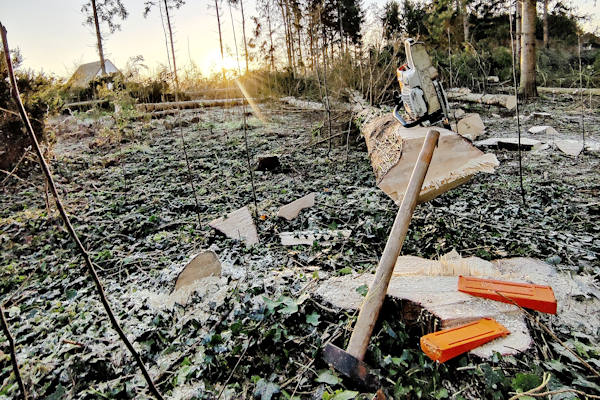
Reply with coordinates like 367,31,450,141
347,129,440,361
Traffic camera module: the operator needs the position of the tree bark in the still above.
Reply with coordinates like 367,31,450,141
266,2,275,71
91,0,107,75
215,0,226,80
163,0,179,89
543,0,549,49
516,0,521,62
461,0,470,42
240,0,249,73
520,0,537,98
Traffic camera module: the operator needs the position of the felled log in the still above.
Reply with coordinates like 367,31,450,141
538,87,600,96
136,98,261,113
446,88,517,110
363,113,499,204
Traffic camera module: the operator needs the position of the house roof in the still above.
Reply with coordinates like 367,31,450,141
67,60,119,88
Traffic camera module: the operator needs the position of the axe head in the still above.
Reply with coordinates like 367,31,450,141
321,343,380,390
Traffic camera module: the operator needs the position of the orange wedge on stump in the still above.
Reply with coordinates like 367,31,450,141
458,276,557,314
421,318,510,363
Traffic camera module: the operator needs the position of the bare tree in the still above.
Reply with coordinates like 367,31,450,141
519,0,537,98
144,0,185,88
81,0,128,75
543,0,549,48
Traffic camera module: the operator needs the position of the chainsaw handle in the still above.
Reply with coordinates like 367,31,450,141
393,104,421,128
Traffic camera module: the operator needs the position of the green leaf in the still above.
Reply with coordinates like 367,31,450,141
511,373,542,392
254,379,280,400
572,376,600,392
338,267,352,275
306,312,320,326
316,370,340,385
278,296,298,314
434,388,449,399
355,284,368,297
331,390,358,400
263,296,281,312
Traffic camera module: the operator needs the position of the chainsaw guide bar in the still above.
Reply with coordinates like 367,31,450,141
457,275,557,314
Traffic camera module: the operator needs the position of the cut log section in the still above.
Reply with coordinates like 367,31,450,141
446,88,517,110
363,113,499,204
315,253,600,359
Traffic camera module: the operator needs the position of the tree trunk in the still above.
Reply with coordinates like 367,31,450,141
543,0,549,49
163,0,179,89
461,0,469,42
516,0,521,64
91,0,106,75
240,0,249,73
278,0,293,71
215,0,226,80
520,0,537,98
266,3,275,71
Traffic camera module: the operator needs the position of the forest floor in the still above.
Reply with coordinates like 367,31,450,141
0,94,599,399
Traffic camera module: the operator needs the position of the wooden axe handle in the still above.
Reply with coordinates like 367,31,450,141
347,129,440,361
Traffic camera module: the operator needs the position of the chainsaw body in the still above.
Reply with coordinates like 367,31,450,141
394,39,450,128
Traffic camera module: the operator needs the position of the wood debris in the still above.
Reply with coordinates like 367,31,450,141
554,140,583,157
475,137,546,151
528,125,558,135
174,251,222,291
453,113,485,140
209,206,259,246
277,192,316,220
279,229,351,246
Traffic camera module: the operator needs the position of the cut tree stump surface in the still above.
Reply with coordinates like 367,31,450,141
315,254,600,359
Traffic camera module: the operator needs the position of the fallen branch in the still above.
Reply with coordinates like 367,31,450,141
1,23,164,400
0,305,27,399
538,87,600,96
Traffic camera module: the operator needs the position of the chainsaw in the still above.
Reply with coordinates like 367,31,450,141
393,38,450,129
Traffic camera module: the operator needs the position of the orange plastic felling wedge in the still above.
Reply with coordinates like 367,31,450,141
420,318,510,363
458,276,557,314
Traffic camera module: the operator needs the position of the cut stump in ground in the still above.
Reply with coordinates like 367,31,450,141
315,252,600,359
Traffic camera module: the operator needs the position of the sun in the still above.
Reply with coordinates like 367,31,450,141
200,48,239,76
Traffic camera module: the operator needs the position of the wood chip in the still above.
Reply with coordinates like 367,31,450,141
528,125,558,135
277,192,317,220
209,206,259,246
555,140,583,157
279,229,351,246
174,251,222,291
455,113,485,140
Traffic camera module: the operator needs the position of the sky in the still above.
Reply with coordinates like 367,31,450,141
0,0,598,79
